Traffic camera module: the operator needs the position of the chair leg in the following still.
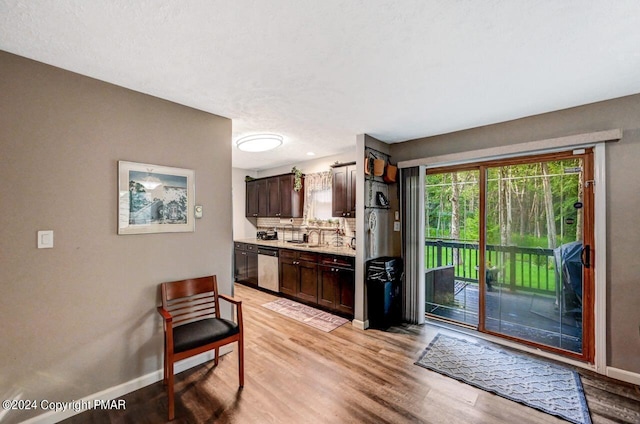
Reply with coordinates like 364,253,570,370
163,351,168,386
214,347,219,366
167,359,175,420
238,336,244,387
163,337,168,386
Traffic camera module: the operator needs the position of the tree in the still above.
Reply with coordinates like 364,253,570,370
541,162,557,249
498,167,511,247
451,172,460,264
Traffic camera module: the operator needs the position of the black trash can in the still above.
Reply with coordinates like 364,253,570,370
366,257,403,329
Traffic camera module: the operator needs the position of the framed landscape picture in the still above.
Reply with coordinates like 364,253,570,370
118,161,195,234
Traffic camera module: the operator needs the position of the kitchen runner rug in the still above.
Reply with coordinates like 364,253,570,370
415,333,591,424
262,298,349,332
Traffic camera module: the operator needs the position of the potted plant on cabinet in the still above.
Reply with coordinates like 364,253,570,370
291,166,303,192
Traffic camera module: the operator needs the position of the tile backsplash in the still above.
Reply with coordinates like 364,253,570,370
256,217,356,247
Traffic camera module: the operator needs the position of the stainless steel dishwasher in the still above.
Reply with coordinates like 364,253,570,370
257,246,279,292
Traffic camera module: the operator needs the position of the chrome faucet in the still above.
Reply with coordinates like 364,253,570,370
283,223,295,241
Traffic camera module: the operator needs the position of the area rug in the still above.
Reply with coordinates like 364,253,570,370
262,298,349,332
415,333,591,424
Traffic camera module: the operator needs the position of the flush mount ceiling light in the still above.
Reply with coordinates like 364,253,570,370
235,133,283,152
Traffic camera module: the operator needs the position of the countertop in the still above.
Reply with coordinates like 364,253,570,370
234,238,356,257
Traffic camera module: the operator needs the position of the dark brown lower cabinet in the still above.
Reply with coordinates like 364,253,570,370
317,255,355,315
317,265,338,310
298,260,318,303
279,249,354,316
279,258,298,297
234,242,258,287
336,268,355,315
279,250,318,303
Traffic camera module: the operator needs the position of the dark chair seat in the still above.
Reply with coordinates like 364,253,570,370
174,318,239,353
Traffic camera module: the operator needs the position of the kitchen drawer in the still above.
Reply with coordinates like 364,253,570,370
299,251,318,263
235,242,258,251
279,249,317,263
319,254,354,269
279,249,298,260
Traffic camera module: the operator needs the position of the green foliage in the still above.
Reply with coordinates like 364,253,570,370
291,166,303,191
425,158,584,249
423,158,586,294
461,215,479,240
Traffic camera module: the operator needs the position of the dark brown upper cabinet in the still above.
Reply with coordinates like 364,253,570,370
332,162,356,218
246,173,303,218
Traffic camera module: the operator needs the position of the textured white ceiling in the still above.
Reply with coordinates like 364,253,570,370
2,1,640,170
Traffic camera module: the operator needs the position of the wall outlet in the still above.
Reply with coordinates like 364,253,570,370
393,222,401,232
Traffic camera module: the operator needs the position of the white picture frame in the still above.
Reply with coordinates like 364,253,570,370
118,161,195,234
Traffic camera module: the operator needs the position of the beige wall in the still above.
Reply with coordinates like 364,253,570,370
390,94,640,374
0,51,233,423
232,167,258,240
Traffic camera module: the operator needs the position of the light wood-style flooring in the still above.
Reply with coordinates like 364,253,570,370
64,284,640,423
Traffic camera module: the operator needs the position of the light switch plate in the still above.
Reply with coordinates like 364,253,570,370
37,230,54,248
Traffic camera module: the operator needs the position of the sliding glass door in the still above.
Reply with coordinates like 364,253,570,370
425,169,480,327
425,150,594,362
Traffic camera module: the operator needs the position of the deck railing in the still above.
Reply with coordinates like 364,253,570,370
425,239,557,294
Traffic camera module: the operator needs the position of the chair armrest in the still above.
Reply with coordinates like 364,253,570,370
218,294,243,324
157,306,173,323
219,293,242,305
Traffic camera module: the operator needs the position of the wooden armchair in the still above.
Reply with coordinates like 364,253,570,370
157,275,244,420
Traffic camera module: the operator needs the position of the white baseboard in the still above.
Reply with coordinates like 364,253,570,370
606,366,640,386
21,347,232,424
351,319,369,330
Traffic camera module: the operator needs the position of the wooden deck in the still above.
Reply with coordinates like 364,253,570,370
426,282,582,353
